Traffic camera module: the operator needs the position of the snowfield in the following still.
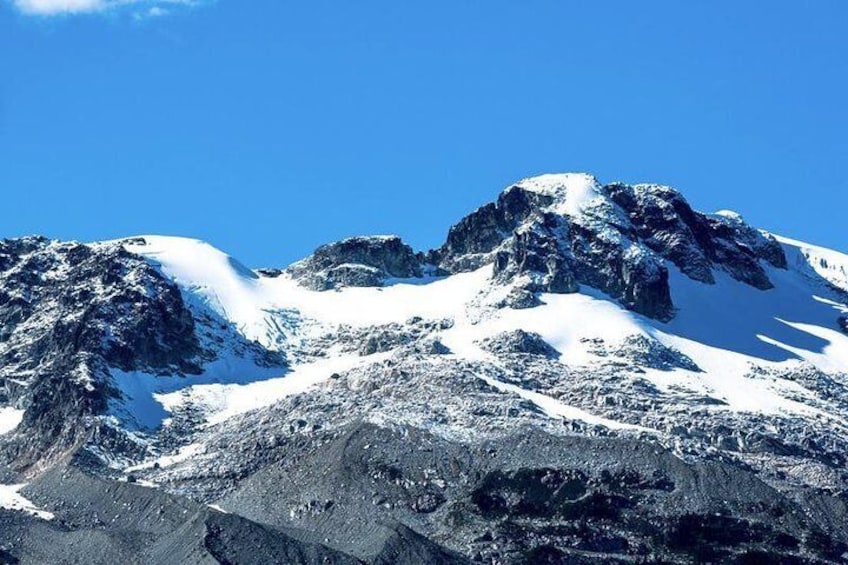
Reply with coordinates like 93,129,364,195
110,224,848,441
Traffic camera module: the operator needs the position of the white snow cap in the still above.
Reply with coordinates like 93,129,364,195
714,209,746,223
513,173,604,217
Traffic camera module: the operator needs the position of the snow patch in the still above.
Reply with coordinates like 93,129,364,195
110,354,285,432
0,407,24,435
157,353,376,427
0,484,54,520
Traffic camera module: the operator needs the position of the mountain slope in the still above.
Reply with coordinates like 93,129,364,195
1,173,847,563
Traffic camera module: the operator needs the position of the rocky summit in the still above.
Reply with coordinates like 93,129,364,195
1,173,848,564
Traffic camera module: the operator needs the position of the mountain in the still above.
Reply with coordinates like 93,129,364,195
1,173,847,564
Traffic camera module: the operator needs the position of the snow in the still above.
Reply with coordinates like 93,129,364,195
713,209,745,223
156,352,380,427
122,235,488,347
0,407,24,435
514,173,604,217
113,229,848,434
645,260,848,414
0,484,54,520
439,285,645,366
661,262,848,371
777,235,848,293
122,236,272,345
110,354,284,431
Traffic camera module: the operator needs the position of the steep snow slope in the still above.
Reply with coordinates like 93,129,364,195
778,235,848,293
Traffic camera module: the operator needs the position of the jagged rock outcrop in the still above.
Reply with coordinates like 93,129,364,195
287,236,424,290
0,238,204,467
0,237,285,469
431,174,787,321
431,176,674,320
279,174,787,321
605,184,787,289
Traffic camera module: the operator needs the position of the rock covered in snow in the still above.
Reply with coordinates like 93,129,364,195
432,175,674,319
606,185,787,290
287,236,424,290
429,174,791,321
0,236,285,469
478,330,560,359
0,238,205,466
587,334,701,372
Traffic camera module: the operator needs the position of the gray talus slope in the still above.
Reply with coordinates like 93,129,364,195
0,464,359,565
217,422,847,564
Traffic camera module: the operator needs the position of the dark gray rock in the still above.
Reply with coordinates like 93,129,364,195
371,522,468,565
288,236,424,290
433,185,554,271
567,220,673,320
411,337,450,355
493,225,578,294
605,183,787,289
359,327,414,356
431,184,676,320
256,267,283,278
497,287,542,310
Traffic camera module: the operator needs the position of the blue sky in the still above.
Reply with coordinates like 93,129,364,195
1,1,846,267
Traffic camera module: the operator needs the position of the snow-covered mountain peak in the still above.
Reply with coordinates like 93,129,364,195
511,172,604,217
2,174,848,563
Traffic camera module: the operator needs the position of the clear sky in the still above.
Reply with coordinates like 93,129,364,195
1,1,846,267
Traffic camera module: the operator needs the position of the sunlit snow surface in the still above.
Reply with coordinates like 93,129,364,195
0,484,54,520
114,231,848,445
0,407,24,435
